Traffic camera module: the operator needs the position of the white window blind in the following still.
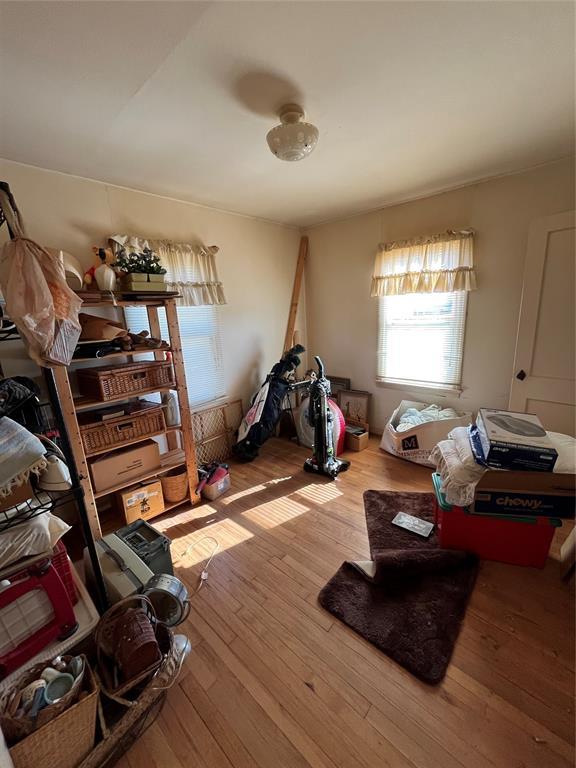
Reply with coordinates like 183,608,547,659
124,305,226,407
377,291,467,391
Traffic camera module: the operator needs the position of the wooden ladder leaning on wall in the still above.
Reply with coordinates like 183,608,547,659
283,236,308,355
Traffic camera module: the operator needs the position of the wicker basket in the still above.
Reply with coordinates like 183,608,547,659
95,596,168,699
77,361,175,402
160,468,189,504
0,656,84,744
80,407,165,456
5,661,98,768
79,619,187,768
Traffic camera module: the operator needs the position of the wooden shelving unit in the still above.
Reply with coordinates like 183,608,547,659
54,295,200,539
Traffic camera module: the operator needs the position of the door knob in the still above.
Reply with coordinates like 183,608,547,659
516,369,527,381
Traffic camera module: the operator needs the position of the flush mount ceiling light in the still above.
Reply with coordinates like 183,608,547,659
266,104,319,162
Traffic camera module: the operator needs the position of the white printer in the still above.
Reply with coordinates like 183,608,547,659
84,532,154,604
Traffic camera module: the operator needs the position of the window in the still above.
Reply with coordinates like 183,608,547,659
377,290,467,392
124,305,226,407
371,229,476,392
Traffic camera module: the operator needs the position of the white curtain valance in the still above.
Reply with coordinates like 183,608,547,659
370,230,476,296
109,235,226,307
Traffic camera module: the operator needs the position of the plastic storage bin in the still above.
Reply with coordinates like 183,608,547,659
114,519,173,576
432,473,561,568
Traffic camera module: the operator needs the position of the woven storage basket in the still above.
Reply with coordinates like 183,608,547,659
79,622,184,767
0,656,84,743
80,406,165,455
6,662,98,768
160,468,189,504
76,361,175,401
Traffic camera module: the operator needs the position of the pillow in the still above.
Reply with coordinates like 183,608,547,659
548,432,576,474
0,512,71,571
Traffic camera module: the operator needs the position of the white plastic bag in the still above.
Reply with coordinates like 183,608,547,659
0,189,81,366
380,400,472,466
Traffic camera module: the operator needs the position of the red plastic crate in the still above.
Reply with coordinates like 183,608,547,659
51,540,79,605
432,474,561,568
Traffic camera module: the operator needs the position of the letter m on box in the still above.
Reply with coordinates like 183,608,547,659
402,435,419,451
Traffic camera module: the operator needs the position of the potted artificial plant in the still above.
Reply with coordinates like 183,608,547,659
113,247,168,292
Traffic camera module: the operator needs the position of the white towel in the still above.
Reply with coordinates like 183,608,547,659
448,426,479,470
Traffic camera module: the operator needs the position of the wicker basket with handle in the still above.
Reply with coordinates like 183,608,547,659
78,622,187,768
95,595,169,699
80,406,166,455
76,360,175,401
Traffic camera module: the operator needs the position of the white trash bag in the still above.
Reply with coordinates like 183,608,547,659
0,188,82,366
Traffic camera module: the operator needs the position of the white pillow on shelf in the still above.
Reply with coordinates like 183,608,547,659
0,512,70,571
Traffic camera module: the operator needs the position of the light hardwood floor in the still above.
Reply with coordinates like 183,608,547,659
118,437,575,768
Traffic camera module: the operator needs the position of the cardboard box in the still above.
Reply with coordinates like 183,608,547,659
344,423,369,452
89,440,160,493
118,480,165,523
202,472,231,501
380,400,472,467
476,409,558,471
472,468,575,519
0,481,33,513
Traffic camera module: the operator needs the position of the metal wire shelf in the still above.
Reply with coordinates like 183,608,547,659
0,484,81,533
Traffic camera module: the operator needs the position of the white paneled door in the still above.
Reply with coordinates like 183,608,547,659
510,211,575,435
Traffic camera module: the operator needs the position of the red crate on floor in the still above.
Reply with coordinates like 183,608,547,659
432,474,561,568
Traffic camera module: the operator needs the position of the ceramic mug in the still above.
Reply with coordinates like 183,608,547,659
44,673,74,705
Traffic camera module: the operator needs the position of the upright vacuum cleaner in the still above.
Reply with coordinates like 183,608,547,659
302,356,350,479
234,347,350,479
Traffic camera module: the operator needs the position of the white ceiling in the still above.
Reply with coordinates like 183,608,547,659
0,1,574,227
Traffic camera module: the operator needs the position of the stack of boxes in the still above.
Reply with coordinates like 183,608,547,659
433,409,575,567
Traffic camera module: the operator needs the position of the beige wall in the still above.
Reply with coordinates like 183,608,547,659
1,157,573,429
0,159,303,406
305,158,575,432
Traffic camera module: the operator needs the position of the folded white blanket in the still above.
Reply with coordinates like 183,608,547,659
0,417,47,498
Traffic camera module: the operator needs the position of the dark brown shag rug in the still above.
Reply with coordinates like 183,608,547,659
318,490,478,685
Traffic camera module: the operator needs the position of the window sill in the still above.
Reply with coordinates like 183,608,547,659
375,378,462,398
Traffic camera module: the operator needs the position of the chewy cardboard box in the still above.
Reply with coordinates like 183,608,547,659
89,440,160,493
472,469,575,519
118,480,165,523
476,409,558,472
